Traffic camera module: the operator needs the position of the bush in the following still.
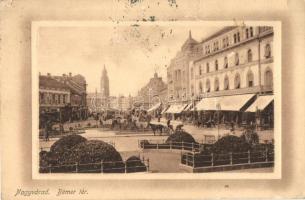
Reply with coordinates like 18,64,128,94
125,156,147,173
240,128,259,145
50,134,87,156
39,151,49,173
212,135,251,154
58,140,124,173
165,130,196,144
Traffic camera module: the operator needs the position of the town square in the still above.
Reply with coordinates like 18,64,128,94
37,24,275,173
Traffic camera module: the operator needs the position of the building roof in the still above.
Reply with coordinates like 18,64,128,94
39,75,70,90
200,26,237,43
181,30,199,50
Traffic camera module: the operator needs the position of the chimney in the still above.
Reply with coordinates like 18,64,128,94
47,73,51,77
69,72,72,77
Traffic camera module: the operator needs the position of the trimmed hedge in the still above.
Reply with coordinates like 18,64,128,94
51,140,124,173
125,156,147,173
165,130,196,144
211,135,251,154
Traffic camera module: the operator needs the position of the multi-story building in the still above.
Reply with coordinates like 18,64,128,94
137,72,167,109
190,26,273,99
53,72,88,120
166,26,274,126
39,74,71,113
167,31,203,103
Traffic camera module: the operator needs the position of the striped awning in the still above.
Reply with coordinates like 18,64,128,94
165,104,188,114
246,95,274,112
195,94,256,111
147,102,161,113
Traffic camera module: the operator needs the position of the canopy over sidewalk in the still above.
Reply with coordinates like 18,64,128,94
246,95,274,112
147,102,161,113
195,94,256,111
165,104,188,114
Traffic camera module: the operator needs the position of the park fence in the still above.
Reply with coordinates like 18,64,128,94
139,139,205,152
181,148,274,169
40,157,150,173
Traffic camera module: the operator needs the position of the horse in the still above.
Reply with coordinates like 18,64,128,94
148,123,164,136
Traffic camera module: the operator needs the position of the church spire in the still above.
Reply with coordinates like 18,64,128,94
189,30,192,39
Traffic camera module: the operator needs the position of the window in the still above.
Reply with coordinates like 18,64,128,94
234,34,237,43
199,65,202,75
264,44,271,58
224,56,228,68
237,32,240,42
246,29,249,39
63,95,66,104
222,38,226,48
250,27,253,37
247,70,254,87
191,85,194,96
199,82,203,94
191,68,194,79
215,60,218,71
224,76,229,90
234,73,241,89
206,63,210,73
214,78,219,91
206,79,211,92
235,52,239,65
265,69,273,88
247,49,253,62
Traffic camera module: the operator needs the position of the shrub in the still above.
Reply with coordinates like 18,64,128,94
165,130,196,144
211,135,251,154
39,151,49,173
50,134,87,156
57,140,124,173
125,156,147,173
240,128,259,146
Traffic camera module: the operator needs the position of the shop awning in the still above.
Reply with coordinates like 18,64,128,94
183,103,193,111
195,97,222,111
161,105,170,114
195,94,256,111
165,104,188,114
245,95,274,112
147,102,161,113
219,94,256,111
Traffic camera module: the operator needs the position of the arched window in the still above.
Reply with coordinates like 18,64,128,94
206,63,210,73
250,27,253,37
234,73,241,89
235,52,239,66
265,44,271,58
199,82,203,94
234,34,237,43
206,79,211,93
199,65,202,75
191,68,194,79
191,85,194,96
247,49,253,62
265,69,273,88
237,32,240,42
247,70,254,87
215,60,218,71
246,28,249,39
224,56,228,68
224,75,229,90
214,78,219,91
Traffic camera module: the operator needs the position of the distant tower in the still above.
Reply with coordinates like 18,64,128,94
100,65,110,97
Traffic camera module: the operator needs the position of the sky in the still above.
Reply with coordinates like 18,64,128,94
37,23,221,96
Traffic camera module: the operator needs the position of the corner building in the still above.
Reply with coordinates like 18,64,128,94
190,26,273,99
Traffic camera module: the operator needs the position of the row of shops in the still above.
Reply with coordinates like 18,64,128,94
147,94,274,129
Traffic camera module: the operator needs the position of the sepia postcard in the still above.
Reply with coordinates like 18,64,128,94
32,21,281,179
1,0,305,199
